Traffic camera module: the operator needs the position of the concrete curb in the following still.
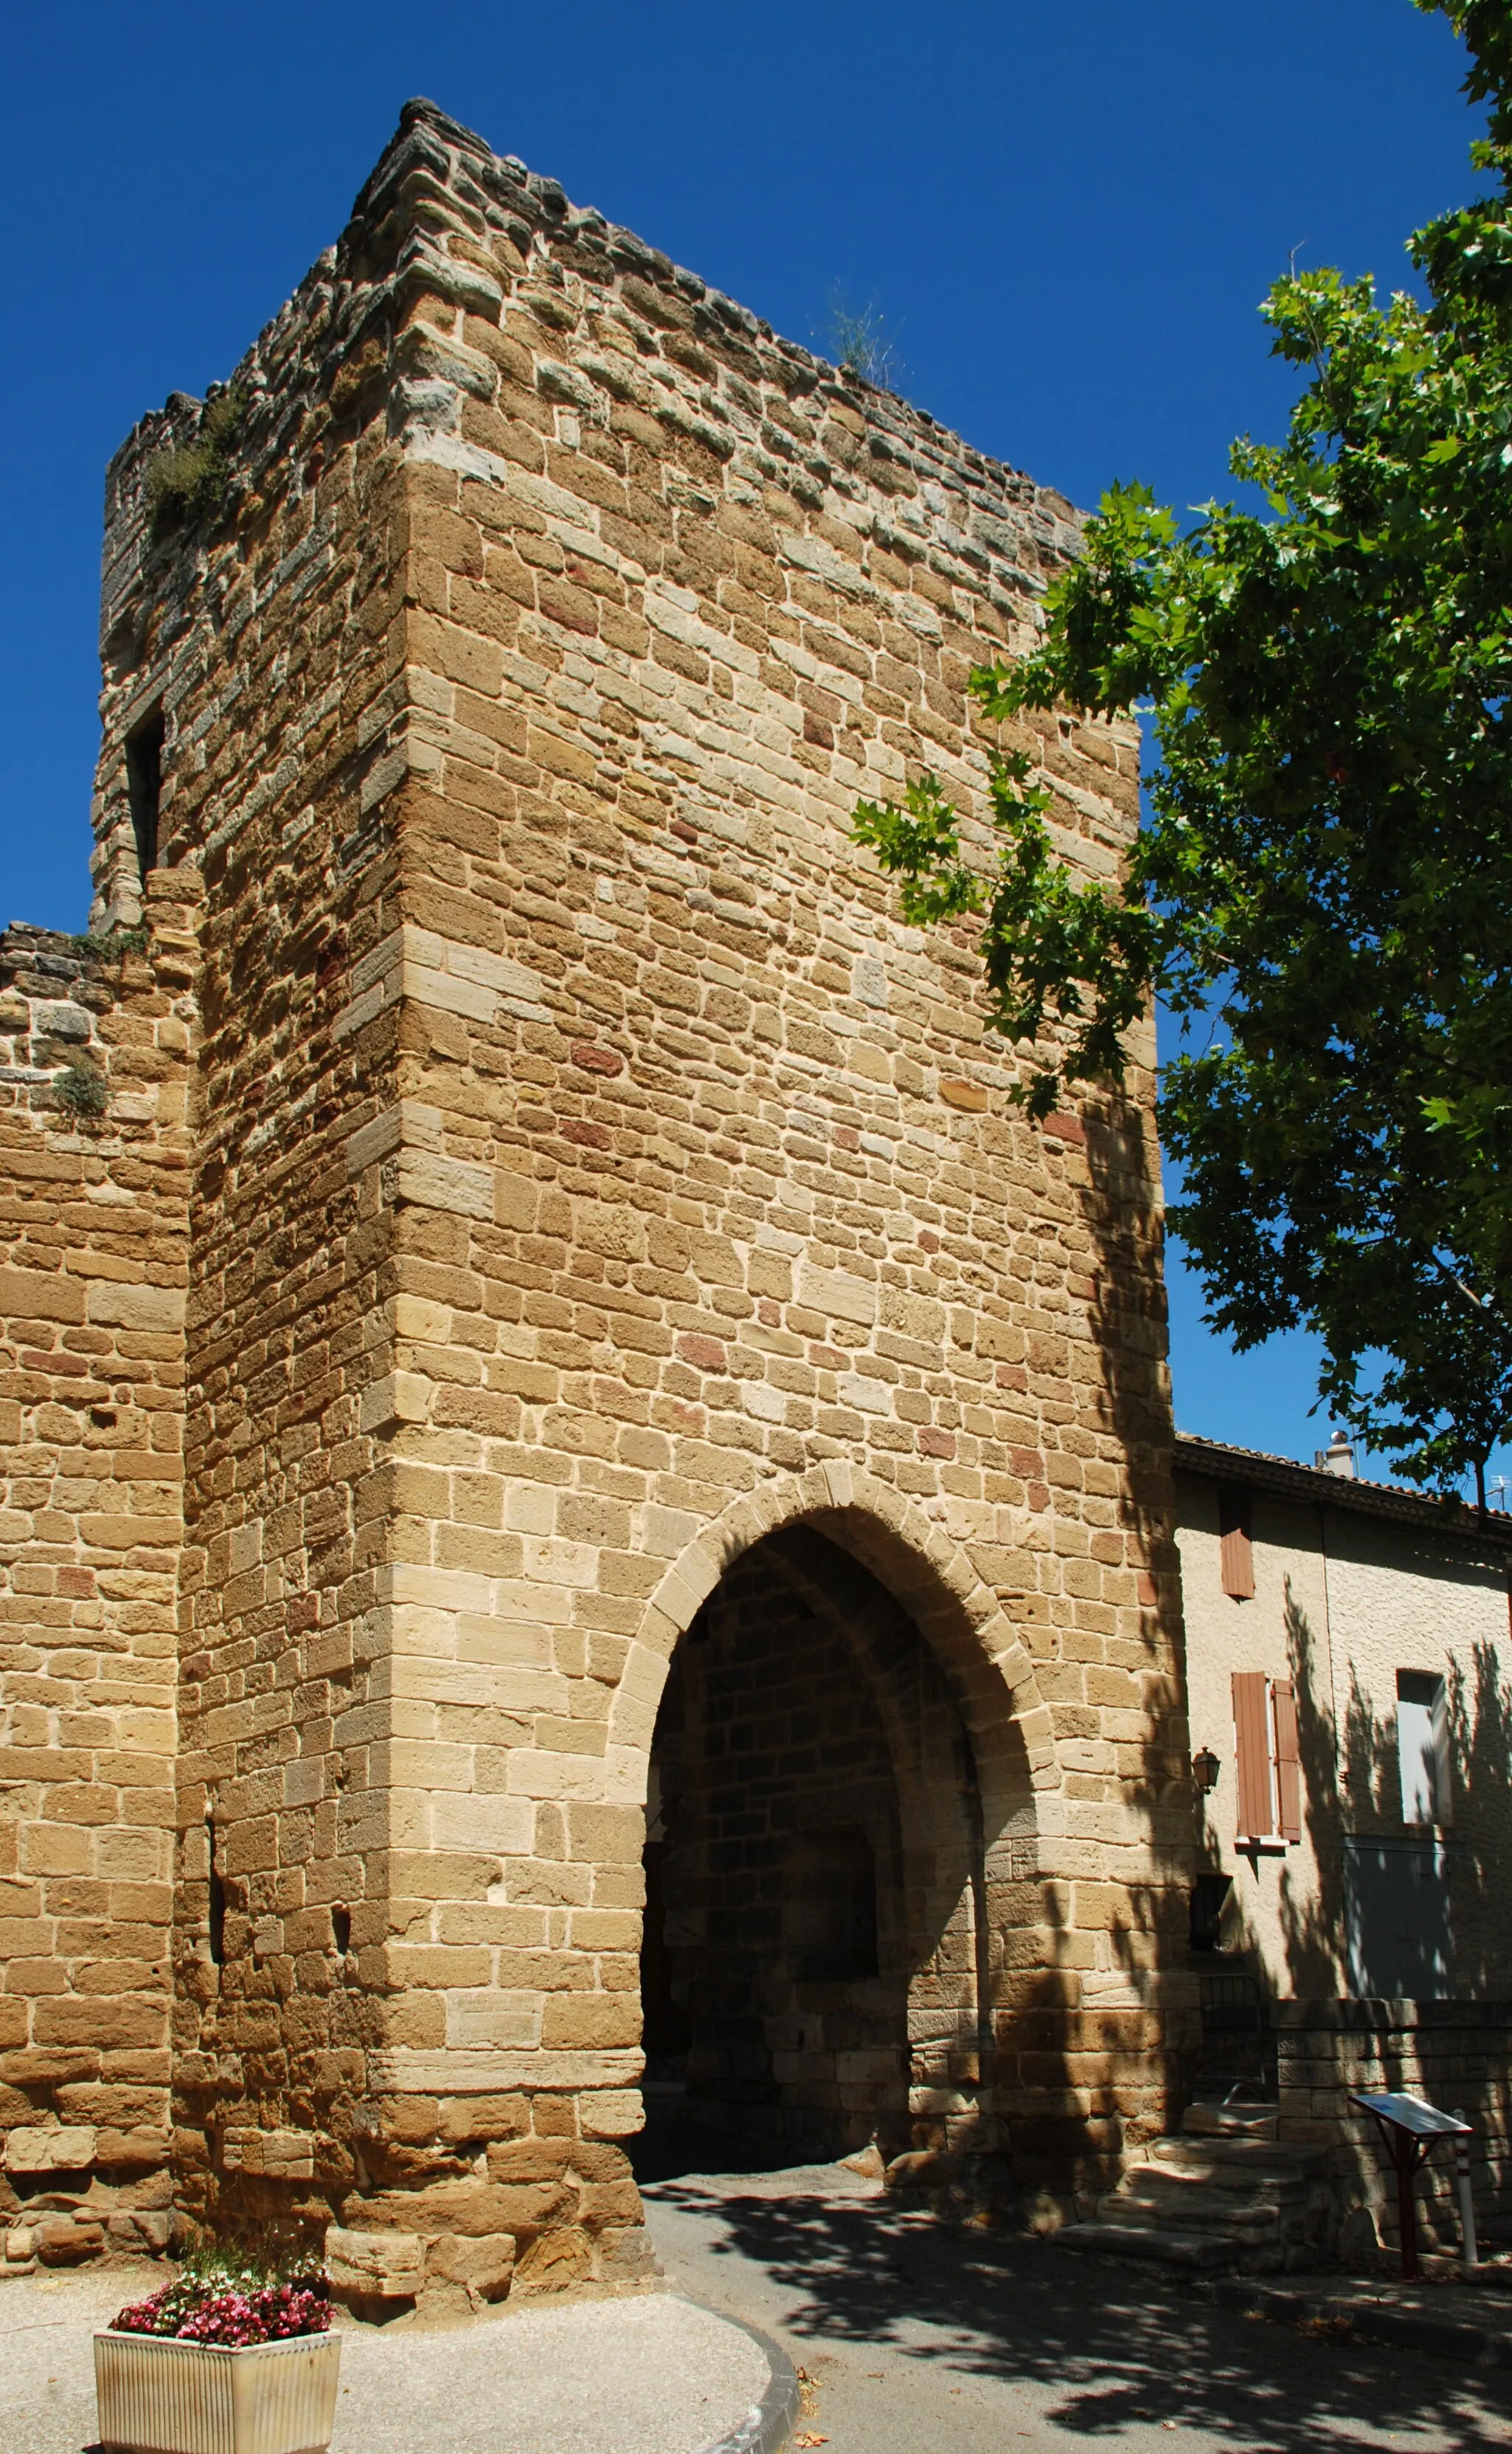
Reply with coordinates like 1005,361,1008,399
1205,2275,1512,2370
680,2300,801,2454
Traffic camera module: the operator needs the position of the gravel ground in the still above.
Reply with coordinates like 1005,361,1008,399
0,2260,774,2454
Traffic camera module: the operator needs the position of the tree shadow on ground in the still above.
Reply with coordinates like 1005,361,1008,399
645,2177,1512,2447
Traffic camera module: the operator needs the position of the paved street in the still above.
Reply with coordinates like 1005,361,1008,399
641,2151,1512,2454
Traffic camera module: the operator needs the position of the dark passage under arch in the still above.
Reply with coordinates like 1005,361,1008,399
636,1523,992,2177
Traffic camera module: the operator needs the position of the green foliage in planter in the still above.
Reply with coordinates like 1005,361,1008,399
114,2244,331,2346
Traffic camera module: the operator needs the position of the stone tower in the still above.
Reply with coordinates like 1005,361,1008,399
0,101,1195,2299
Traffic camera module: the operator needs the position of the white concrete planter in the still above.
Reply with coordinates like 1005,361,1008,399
94,2327,342,2454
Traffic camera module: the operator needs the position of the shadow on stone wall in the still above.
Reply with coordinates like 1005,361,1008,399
1047,1091,1200,2181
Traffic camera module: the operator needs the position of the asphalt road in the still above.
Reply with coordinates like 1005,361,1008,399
639,2149,1512,2454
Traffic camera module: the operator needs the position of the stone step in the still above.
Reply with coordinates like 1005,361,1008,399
1100,2190,1289,2242
1126,2170,1307,2211
1056,2221,1237,2272
1060,2098,1335,2279
1134,2169,1316,2208
1183,2100,1278,2142
1113,2170,1303,2210
1150,2136,1324,2179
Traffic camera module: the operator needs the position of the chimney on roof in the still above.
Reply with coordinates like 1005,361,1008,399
1315,1430,1356,1478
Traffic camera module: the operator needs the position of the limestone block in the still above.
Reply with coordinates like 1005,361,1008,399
424,2229,515,2304
580,2089,645,2139
444,1992,540,2050
597,2224,659,2284
578,2179,642,2227
350,2180,562,2238
796,1263,877,1328
30,1000,92,1043
512,2225,593,2293
35,2215,106,2265
220,2127,315,2180
0,1268,86,1325
326,2227,426,2299
4,2126,95,2173
86,1281,185,1331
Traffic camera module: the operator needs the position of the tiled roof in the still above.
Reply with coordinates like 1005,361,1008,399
1174,1430,1512,1551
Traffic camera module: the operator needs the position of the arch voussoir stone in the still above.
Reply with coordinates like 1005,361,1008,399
618,1474,1056,1821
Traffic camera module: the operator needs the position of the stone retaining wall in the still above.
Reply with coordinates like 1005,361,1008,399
1276,1998,1512,2257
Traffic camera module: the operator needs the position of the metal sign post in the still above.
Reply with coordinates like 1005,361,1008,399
1349,2091,1474,2280
1451,2111,1480,2270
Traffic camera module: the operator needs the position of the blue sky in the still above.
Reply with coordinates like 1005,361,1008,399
0,0,1494,1488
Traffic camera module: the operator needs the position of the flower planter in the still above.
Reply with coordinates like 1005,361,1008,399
94,2326,342,2454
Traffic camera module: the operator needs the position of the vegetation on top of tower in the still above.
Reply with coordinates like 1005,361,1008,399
145,387,245,531
67,923,151,963
823,290,904,393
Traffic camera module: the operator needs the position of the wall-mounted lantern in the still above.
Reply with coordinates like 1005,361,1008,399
1192,1746,1222,1796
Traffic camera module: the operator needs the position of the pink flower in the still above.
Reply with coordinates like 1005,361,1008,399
113,2273,330,2345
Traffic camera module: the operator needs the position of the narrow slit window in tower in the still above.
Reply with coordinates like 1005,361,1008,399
207,1814,226,1967
125,707,165,885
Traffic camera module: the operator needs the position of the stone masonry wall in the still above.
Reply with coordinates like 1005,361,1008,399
89,194,416,2252
330,99,1193,2275
0,96,1195,2300
1275,1999,1512,2261
0,885,196,2270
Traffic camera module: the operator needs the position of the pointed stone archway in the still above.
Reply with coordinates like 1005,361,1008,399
618,1470,1051,2198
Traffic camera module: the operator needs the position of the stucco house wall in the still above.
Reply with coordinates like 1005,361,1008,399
1175,1434,1512,2005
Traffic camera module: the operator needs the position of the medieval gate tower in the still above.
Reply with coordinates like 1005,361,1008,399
0,103,1195,2300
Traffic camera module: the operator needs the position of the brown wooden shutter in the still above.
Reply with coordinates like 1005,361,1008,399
1271,1679,1302,1843
1218,1486,1254,1600
1233,1671,1272,1840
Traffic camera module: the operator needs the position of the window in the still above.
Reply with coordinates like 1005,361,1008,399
206,1812,226,1967
1396,1670,1449,1826
125,705,165,885
1344,1834,1452,1997
1231,1670,1302,1845
1218,1486,1255,1600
